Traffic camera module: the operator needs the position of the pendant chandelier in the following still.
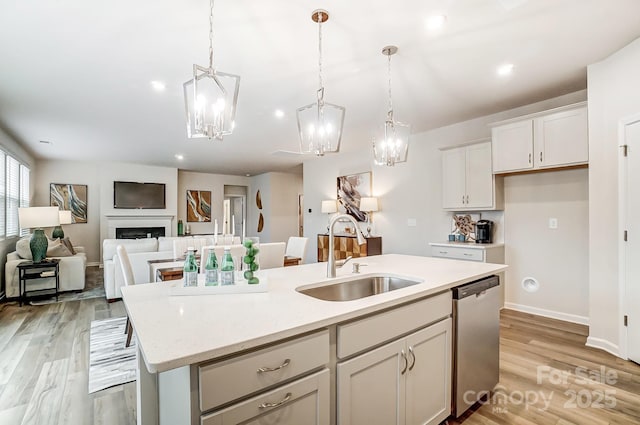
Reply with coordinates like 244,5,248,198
296,9,345,156
373,46,410,166
183,0,240,140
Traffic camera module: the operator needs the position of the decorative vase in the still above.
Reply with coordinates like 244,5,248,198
242,237,260,284
30,229,49,263
52,225,64,239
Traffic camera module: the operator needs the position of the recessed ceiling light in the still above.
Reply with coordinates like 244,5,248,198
426,15,447,31
175,154,184,160
151,81,166,91
274,109,285,119
497,63,515,76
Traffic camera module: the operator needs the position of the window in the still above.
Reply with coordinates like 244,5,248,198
0,150,30,239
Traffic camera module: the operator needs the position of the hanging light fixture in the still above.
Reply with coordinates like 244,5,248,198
373,46,410,166
183,0,240,140
296,9,345,156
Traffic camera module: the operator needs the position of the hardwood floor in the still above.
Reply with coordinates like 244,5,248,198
0,266,135,425
1,269,639,425
450,309,640,425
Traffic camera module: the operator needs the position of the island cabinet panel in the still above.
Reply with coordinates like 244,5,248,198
199,330,329,412
337,292,452,359
337,319,452,425
201,369,330,425
317,234,382,262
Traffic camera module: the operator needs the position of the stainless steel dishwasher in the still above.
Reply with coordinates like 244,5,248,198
452,275,500,417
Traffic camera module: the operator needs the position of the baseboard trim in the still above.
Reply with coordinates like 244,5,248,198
504,302,589,325
87,261,101,267
586,337,621,358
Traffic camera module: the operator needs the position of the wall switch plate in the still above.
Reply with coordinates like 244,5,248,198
407,218,417,227
549,218,558,229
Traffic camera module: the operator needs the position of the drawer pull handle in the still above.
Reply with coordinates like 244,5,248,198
257,359,291,373
400,350,408,375
528,153,532,164
439,251,448,254
463,253,473,256
408,346,416,371
258,392,292,409
540,151,543,162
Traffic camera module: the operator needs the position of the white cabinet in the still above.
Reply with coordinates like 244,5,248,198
429,242,504,264
201,369,330,425
442,140,502,211
491,102,588,174
337,319,452,425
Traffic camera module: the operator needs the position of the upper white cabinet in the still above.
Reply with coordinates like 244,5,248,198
491,102,588,174
442,140,503,211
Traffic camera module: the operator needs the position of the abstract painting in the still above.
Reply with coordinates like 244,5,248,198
337,172,371,222
50,183,88,223
187,190,211,222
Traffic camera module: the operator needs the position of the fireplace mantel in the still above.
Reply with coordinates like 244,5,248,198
105,215,174,239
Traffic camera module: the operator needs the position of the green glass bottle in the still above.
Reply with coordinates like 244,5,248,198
177,219,184,236
183,247,198,287
220,248,235,286
204,249,219,286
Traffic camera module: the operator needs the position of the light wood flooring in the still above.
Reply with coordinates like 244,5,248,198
1,269,640,424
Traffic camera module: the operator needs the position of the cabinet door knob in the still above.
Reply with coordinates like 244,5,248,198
257,358,291,373
258,392,292,409
408,346,416,371
400,350,408,375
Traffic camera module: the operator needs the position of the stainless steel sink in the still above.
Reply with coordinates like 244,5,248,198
297,275,422,301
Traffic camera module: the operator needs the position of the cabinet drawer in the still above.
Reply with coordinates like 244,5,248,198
199,330,329,412
337,293,452,359
432,247,484,262
202,369,330,425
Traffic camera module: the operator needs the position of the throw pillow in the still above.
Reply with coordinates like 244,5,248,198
47,240,73,257
61,237,76,255
15,237,33,260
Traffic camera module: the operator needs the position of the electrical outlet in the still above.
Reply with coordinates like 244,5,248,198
407,218,417,227
549,218,558,229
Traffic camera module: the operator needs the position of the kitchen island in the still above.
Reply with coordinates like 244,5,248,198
122,254,507,425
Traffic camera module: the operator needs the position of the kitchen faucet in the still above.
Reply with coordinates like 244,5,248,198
327,213,366,278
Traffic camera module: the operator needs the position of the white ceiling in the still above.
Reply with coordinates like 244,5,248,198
1,0,639,176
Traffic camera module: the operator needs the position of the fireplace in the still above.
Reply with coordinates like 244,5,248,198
105,215,173,239
116,227,165,240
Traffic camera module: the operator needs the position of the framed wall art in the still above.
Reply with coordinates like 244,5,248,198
337,172,371,222
50,183,88,223
186,190,212,222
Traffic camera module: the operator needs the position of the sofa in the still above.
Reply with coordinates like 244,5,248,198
103,235,241,300
5,237,87,299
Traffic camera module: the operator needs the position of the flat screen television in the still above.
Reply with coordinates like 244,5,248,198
114,181,166,209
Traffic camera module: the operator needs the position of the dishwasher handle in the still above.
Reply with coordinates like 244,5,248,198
452,275,499,299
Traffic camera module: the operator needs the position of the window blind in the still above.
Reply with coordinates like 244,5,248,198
0,152,5,237
6,156,20,237
19,165,30,237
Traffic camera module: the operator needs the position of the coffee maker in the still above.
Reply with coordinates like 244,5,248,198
475,220,493,244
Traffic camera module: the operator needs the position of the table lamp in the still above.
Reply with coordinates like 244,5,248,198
18,206,60,262
359,197,379,236
321,200,337,232
52,210,73,239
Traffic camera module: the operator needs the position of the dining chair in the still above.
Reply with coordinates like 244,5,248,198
259,242,286,269
285,237,309,264
117,244,135,348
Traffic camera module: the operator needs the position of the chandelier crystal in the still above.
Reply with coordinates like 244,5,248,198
184,0,240,140
373,46,410,166
296,10,345,156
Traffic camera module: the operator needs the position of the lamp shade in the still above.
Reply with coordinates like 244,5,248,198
321,200,337,214
359,197,379,213
18,207,60,229
58,210,73,225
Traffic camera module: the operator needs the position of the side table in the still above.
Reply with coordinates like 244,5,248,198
17,259,60,306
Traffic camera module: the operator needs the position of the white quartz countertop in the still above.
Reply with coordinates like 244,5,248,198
121,254,507,373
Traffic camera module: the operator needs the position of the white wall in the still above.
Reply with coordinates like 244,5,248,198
249,172,303,243
304,90,590,321
503,168,589,323
177,170,251,235
34,160,101,265
587,37,640,355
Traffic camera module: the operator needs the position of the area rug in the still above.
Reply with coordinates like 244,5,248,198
29,285,106,306
88,316,137,394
